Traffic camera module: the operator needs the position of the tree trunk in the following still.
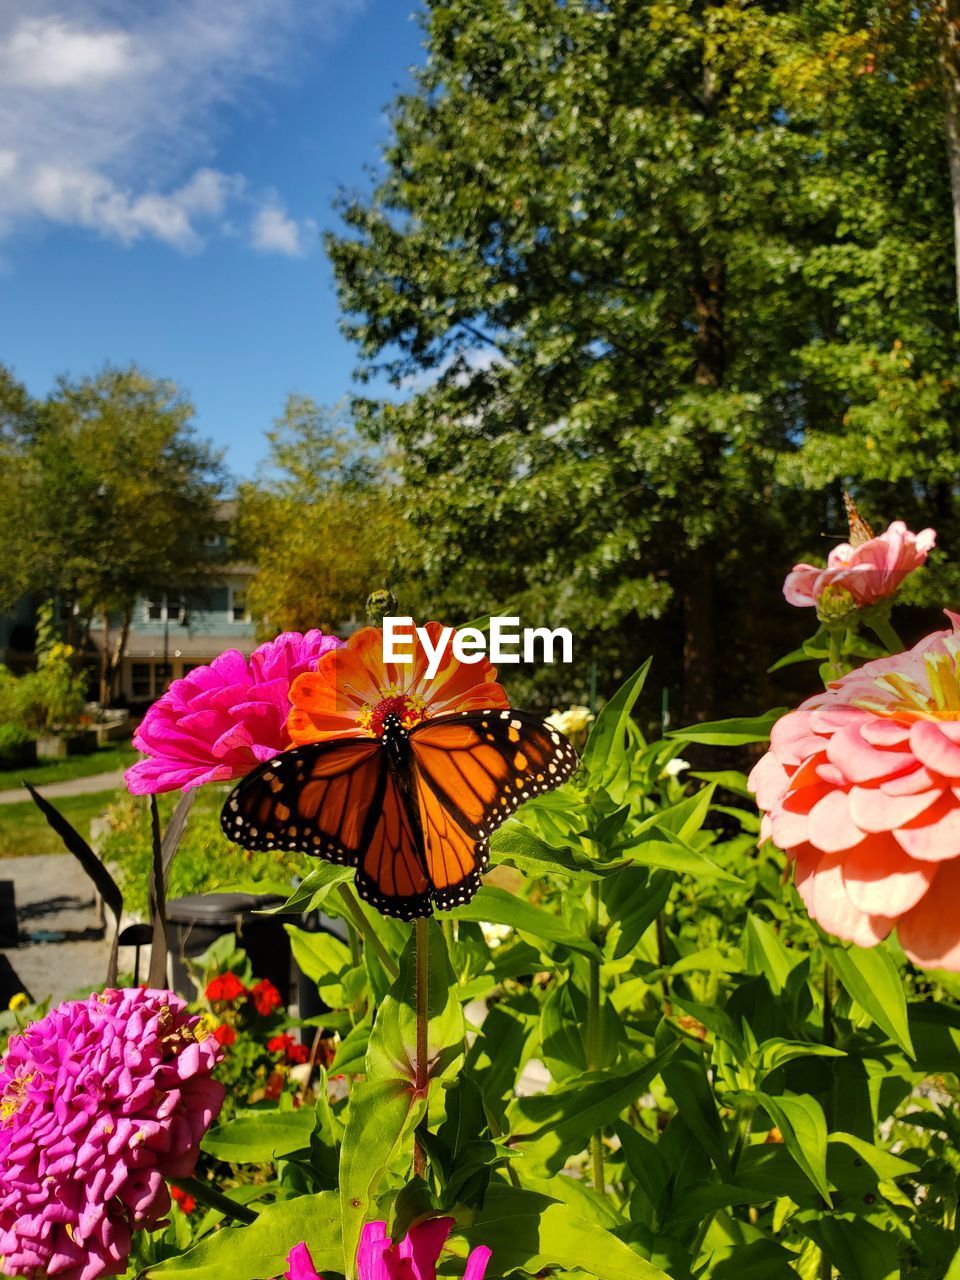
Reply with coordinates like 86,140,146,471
99,609,111,707
935,0,960,327
109,606,132,706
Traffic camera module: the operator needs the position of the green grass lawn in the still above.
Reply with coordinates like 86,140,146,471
0,743,138,791
0,789,123,857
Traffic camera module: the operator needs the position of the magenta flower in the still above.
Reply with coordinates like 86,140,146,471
286,1218,491,1280
0,988,224,1280
784,520,935,611
124,629,342,794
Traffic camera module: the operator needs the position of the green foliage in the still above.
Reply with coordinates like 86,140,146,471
325,0,959,714
234,396,411,635
0,363,226,701
102,790,301,920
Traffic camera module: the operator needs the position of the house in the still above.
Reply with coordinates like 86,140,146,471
86,527,258,705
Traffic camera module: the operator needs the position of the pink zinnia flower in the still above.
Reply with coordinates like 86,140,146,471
125,629,342,794
0,988,224,1280
783,520,935,610
286,1218,491,1280
749,614,960,969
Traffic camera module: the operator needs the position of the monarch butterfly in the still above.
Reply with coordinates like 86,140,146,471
221,707,578,919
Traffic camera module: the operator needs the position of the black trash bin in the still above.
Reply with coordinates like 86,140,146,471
165,893,296,1002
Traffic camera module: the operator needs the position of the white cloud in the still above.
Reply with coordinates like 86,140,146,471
0,17,143,89
0,2,362,253
250,202,317,256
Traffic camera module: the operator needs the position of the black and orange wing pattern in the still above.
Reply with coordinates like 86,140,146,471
221,739,434,918
408,708,579,910
221,709,578,920
221,739,384,862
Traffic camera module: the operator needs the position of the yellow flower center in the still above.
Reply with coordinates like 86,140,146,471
857,644,960,722
356,686,429,738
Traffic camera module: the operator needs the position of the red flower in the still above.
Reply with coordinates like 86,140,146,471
213,1024,237,1047
267,1033,295,1055
287,1042,310,1065
267,1033,309,1065
250,979,282,1016
170,1187,197,1215
205,973,247,1003
264,1071,285,1101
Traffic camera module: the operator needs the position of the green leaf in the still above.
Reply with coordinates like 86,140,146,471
662,1047,730,1174
508,1046,677,1174
668,709,786,746
581,660,651,792
285,925,354,1007
490,819,593,880
201,1108,316,1164
144,1192,342,1278
461,1181,671,1280
744,914,798,995
603,866,674,960
800,1215,898,1280
329,1017,370,1075
366,923,465,1083
621,831,742,886
754,1038,844,1085
272,863,354,914
339,1078,425,1280
450,885,603,958
824,941,914,1056
751,1092,831,1201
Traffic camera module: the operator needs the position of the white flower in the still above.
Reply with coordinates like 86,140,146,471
661,757,690,778
545,705,594,738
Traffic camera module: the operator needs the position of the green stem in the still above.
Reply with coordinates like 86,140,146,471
827,630,843,683
868,616,904,655
586,882,606,1194
656,912,672,1017
413,916,430,1177
168,1176,257,1224
335,884,399,980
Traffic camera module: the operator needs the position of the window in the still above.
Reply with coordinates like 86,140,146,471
131,663,152,698
230,588,250,623
143,595,186,624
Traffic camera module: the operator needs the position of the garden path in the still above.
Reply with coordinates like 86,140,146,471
0,769,127,806
0,854,112,1004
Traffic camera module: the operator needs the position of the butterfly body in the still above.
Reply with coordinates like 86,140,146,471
221,708,577,920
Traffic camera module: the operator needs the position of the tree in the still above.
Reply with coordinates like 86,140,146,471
326,0,960,716
0,364,228,703
235,396,409,634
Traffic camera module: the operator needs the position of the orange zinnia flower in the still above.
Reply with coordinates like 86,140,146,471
287,622,508,744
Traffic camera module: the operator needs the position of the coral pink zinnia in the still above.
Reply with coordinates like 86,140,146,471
750,614,960,969
125,629,342,794
783,520,936,610
286,1218,492,1280
0,988,224,1280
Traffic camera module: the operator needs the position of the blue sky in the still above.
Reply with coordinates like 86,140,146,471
0,1,425,478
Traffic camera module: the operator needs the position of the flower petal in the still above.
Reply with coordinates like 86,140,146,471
894,795,960,861
841,835,937,916
899,857,960,971
910,720,960,777
807,789,866,853
826,726,915,784
848,785,941,833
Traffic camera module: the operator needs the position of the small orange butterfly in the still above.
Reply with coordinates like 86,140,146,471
221,708,577,919
843,491,874,547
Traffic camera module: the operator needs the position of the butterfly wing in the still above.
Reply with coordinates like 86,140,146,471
221,739,433,919
408,708,578,910
221,740,385,862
